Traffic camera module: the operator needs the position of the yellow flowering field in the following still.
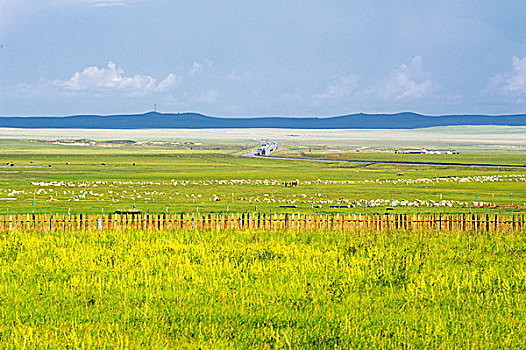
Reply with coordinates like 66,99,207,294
1,227,525,348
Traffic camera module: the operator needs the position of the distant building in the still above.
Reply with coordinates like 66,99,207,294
396,148,458,155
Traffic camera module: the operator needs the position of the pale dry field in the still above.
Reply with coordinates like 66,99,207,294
0,126,525,149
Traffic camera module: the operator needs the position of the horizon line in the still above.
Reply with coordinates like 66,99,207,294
1,111,526,118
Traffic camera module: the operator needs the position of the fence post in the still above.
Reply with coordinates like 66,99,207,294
298,213,301,231
176,213,180,230
213,213,217,232
9,210,519,233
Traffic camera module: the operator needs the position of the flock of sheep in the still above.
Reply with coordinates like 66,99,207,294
0,173,514,209
27,173,526,189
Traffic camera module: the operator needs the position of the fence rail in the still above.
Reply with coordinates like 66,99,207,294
1,213,525,233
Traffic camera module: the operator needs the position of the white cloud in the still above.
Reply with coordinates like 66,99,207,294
379,56,438,101
189,61,203,75
503,56,526,95
189,59,213,75
486,56,526,102
312,75,361,105
280,92,302,102
311,56,439,109
84,0,141,7
196,89,218,104
53,61,178,95
157,73,180,92
226,71,248,81
0,1,140,29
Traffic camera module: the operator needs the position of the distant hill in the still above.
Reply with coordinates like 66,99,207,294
0,112,525,129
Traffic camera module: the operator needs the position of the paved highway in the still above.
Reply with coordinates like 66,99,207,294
244,154,526,169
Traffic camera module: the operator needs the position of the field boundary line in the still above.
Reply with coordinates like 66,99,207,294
245,154,526,169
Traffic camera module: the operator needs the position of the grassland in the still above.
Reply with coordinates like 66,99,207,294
0,139,525,215
274,144,526,166
1,227,525,348
1,130,526,348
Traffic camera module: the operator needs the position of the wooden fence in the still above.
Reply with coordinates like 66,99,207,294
0,212,525,233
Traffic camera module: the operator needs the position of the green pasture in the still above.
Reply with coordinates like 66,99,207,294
1,227,525,348
275,144,526,166
0,139,525,214
1,136,526,348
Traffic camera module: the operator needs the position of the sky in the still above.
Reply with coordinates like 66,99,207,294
0,0,525,117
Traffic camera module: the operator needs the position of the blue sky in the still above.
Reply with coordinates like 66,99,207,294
0,0,525,116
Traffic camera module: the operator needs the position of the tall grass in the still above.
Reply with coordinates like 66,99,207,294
1,228,525,348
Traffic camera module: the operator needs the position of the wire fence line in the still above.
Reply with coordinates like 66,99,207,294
1,212,525,233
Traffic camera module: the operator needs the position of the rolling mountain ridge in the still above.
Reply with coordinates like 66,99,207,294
0,112,525,129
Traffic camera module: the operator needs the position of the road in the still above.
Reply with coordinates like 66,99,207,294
244,154,526,169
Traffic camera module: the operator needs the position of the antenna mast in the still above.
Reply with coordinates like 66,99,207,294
154,104,157,113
